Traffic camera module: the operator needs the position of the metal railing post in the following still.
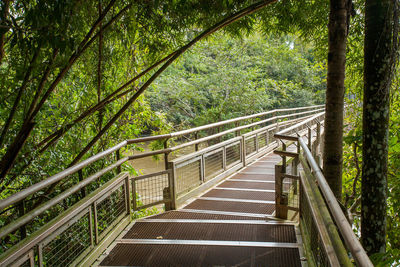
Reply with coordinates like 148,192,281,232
168,162,177,210
125,175,131,215
132,179,137,211
255,133,259,152
316,121,321,165
164,139,170,170
222,146,227,170
281,142,287,173
275,165,287,219
93,203,99,244
242,136,246,166
200,155,205,183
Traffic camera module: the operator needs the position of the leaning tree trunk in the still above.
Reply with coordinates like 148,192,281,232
323,0,349,199
361,0,395,255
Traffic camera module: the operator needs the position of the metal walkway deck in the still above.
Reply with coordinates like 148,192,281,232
97,151,304,267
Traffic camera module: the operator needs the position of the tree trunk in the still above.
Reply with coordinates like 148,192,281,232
361,0,395,255
323,0,349,199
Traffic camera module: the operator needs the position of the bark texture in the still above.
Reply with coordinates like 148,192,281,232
323,0,349,199
361,0,394,255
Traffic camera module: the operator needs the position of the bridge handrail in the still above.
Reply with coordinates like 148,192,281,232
126,104,325,143
299,138,373,267
274,113,373,267
0,105,323,266
0,105,323,211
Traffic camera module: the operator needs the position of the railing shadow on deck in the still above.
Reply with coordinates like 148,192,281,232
0,105,324,267
274,112,373,267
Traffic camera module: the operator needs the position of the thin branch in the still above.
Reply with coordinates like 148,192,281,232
0,0,10,64
0,0,124,180
69,0,277,167
97,0,104,130
0,48,40,148
350,142,360,199
25,49,59,120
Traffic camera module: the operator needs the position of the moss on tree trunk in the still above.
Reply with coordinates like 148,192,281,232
361,0,395,255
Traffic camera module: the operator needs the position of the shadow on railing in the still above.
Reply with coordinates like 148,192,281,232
0,105,324,267
274,112,373,267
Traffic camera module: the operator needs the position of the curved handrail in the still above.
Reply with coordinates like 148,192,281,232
274,112,373,267
299,137,373,267
0,105,323,211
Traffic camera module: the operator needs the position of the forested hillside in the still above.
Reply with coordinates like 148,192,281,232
147,34,325,128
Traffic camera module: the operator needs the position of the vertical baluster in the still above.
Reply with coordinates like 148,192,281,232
93,203,99,244
132,179,137,211
168,162,177,210
164,138,169,170
282,141,287,173
125,175,131,215
242,136,246,166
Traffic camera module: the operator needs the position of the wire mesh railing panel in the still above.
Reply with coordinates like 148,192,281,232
245,135,257,156
41,212,91,267
96,184,126,237
134,173,169,208
19,260,31,267
300,186,330,267
176,158,201,195
204,150,223,181
257,131,268,150
283,177,299,209
226,143,241,167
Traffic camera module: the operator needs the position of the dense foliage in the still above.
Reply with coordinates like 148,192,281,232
147,34,325,128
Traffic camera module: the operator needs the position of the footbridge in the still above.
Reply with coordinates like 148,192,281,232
0,105,373,266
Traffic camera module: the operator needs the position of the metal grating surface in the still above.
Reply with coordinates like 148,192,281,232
146,211,268,220
123,222,296,243
231,173,275,181
203,189,275,201
242,167,275,174
184,199,275,215
249,161,276,168
204,150,223,181
218,180,275,190
100,244,301,267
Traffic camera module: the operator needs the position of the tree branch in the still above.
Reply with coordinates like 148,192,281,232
35,0,278,207
0,0,10,64
0,0,124,180
0,48,40,148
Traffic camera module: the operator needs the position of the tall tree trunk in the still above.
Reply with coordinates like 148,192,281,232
361,0,395,255
323,0,349,199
